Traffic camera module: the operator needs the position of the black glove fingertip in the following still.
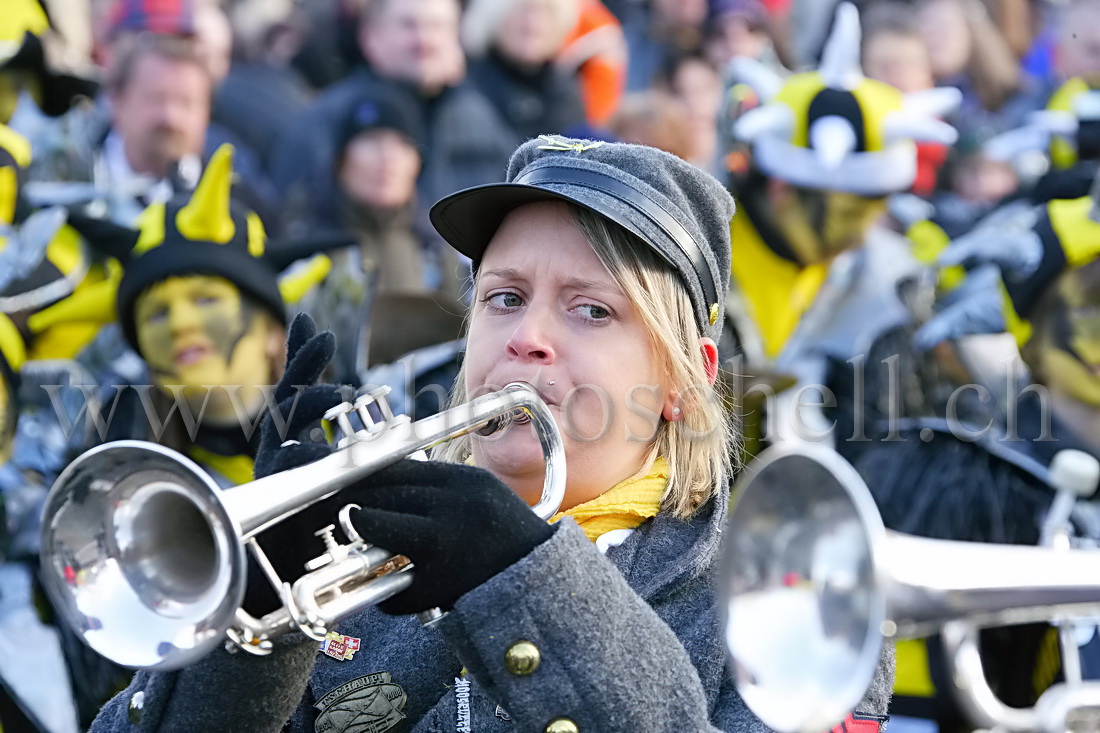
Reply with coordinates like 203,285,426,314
277,332,336,402
285,313,319,363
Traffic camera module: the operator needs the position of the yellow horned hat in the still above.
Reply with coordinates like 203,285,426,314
732,2,958,196
0,0,48,65
116,144,285,350
0,0,98,120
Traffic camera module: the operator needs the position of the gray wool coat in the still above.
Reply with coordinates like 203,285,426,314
90,481,894,732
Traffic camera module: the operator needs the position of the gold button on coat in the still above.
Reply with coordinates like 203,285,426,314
504,640,541,676
128,691,145,724
545,717,579,733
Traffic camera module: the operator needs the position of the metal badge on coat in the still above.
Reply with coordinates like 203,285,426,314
314,672,408,733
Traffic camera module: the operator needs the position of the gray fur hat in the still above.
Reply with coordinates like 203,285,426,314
429,135,735,341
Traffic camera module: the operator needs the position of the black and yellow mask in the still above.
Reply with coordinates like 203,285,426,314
730,1,957,268
1044,75,1100,170
1000,194,1100,349
770,186,888,264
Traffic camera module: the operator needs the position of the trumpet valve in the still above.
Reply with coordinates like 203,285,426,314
304,524,351,572
323,402,357,444
355,386,396,426
325,387,410,448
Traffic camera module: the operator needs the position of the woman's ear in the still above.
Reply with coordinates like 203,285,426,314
699,337,719,385
662,392,683,422
661,338,719,421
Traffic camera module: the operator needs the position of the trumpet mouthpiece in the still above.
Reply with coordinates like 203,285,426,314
475,408,531,436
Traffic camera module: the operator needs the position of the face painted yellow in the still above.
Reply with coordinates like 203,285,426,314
1036,273,1100,407
134,275,277,422
772,186,888,265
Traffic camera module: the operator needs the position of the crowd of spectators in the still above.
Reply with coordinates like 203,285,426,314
16,0,1095,288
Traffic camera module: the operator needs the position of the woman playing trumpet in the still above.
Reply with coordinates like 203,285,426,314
90,135,893,731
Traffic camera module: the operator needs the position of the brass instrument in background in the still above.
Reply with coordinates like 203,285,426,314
722,442,1100,733
39,382,565,671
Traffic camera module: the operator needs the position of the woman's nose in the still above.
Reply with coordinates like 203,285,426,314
506,307,556,363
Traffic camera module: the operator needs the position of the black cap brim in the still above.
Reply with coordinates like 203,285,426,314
429,182,583,264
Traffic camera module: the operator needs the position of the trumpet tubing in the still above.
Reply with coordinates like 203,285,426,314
878,532,1100,638
39,382,565,671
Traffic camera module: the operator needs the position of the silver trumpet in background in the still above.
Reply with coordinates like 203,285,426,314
39,382,565,672
722,442,1100,733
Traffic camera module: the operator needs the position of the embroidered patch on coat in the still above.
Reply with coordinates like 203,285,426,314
315,673,408,733
320,632,361,661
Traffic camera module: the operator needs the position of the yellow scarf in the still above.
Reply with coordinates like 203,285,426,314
189,445,256,486
549,457,668,542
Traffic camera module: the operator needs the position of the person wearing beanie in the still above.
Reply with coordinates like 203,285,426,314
83,133,894,732
98,0,232,85
268,0,518,235
102,143,289,487
296,88,465,384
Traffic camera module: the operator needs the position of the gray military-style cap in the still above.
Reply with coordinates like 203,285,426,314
429,134,736,341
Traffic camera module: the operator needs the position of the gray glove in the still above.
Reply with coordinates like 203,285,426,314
936,219,1043,283
913,264,1006,350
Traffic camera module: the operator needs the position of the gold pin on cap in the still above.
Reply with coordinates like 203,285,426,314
536,134,604,154
709,302,719,326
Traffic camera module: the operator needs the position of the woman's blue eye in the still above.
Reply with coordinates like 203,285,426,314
579,304,610,320
488,292,522,308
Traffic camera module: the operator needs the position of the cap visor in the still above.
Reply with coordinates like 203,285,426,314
429,183,587,262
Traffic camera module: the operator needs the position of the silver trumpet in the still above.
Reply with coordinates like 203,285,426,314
39,382,565,671
722,442,1100,733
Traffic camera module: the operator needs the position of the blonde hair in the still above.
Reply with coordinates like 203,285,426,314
435,203,738,519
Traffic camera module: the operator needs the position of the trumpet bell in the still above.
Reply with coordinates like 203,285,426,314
722,443,886,733
40,440,246,670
